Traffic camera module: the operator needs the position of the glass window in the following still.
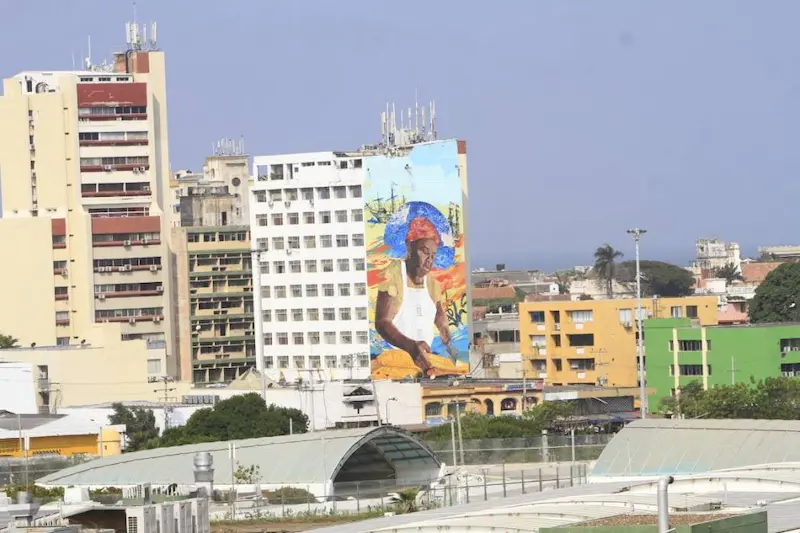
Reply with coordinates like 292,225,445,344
350,185,362,198
275,309,288,322
293,332,304,345
307,308,319,321
303,235,316,248
292,308,303,321
288,212,299,225
305,259,317,272
353,258,366,271
339,283,351,297
323,308,335,321
303,212,315,224
336,234,349,247
273,261,286,274
289,260,301,273
309,332,321,345
351,209,363,222
288,236,300,249
277,333,289,345
320,211,332,224
339,308,352,320
274,285,286,298
271,213,283,225
272,237,285,250
306,284,318,297
354,282,366,296
321,259,334,272
340,331,353,344
317,187,330,199
320,235,333,248
323,284,335,297
356,307,368,320
324,331,337,344
352,234,364,247
337,258,350,272
290,284,302,297
356,330,369,344
335,210,348,223
333,186,347,199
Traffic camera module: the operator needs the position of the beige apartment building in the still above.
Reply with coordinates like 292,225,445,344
0,29,177,403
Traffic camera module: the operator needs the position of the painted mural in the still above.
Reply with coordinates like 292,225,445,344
364,140,470,379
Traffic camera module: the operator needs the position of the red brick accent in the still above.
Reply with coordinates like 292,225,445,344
91,216,160,235
77,83,147,107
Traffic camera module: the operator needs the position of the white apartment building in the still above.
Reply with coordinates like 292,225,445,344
249,151,371,381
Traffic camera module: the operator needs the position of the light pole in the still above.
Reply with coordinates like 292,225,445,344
385,397,398,425
627,228,648,419
251,251,268,405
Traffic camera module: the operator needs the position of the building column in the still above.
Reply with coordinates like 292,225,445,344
701,327,709,390
672,328,680,393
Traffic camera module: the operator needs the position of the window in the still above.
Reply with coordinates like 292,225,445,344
530,335,546,348
290,284,302,297
335,210,348,223
305,259,317,273
277,332,289,345
686,305,699,319
256,214,269,227
339,308,352,320
275,309,288,322
309,332,321,345
568,310,594,323
293,356,305,368
324,331,337,344
307,308,320,321
353,258,366,271
56,337,70,346
274,285,287,298
320,235,333,248
278,355,289,368
262,285,271,298
356,307,368,320
671,340,704,351
269,190,282,202
288,212,300,225
260,262,270,275
306,284,318,297
568,358,595,371
264,334,274,346
358,353,369,367
257,238,269,251
262,310,272,322
287,236,300,249
670,306,683,318
321,259,334,272
568,334,594,347
350,185,362,198
325,355,337,368
310,355,321,368
340,331,353,344
323,283,335,296
677,364,707,376
619,309,632,324
356,330,369,344
781,339,800,352
303,212,315,224
285,189,298,201
320,211,332,224
337,258,350,272
265,357,275,369
254,191,267,203
354,282,366,296
352,234,364,247
334,186,347,199
293,332,304,345
273,261,286,274
301,188,314,201
317,187,331,199
529,311,545,323
336,234,349,247
271,213,283,225
272,237,285,250
303,235,316,249
323,308,336,320
292,308,304,321
425,403,442,417
351,209,364,222
289,260,301,273
339,283,351,297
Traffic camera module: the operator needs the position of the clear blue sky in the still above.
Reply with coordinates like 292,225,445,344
2,1,799,271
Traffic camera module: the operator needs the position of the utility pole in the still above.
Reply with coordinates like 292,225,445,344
151,376,176,430
627,228,648,419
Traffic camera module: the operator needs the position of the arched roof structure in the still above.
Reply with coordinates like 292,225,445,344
37,427,441,490
592,418,800,478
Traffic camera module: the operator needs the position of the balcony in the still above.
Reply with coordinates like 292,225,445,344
82,189,151,198
95,264,162,274
55,318,70,326
80,164,150,173
98,314,164,324
79,139,148,147
92,238,161,248
95,289,163,299
55,294,69,301
78,113,147,122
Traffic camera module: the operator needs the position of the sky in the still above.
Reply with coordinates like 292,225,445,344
2,1,799,271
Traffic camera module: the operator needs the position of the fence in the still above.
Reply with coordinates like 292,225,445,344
0,453,92,487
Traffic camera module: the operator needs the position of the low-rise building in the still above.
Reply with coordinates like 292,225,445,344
0,412,121,458
644,318,800,410
518,296,718,388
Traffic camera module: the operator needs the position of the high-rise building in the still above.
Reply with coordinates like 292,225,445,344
249,104,472,383
0,24,176,377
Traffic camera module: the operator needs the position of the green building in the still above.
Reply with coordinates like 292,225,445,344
643,318,800,409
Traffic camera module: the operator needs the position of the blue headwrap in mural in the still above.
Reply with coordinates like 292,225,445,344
383,201,455,270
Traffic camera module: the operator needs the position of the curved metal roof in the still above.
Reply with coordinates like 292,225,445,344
36,426,441,488
592,418,800,478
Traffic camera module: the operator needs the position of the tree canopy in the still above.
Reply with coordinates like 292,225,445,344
424,402,573,442
112,393,309,451
0,334,19,349
593,244,624,299
657,377,800,419
712,262,743,284
616,260,694,297
748,262,800,323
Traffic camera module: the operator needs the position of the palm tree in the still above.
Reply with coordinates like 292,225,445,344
0,334,18,349
389,487,421,513
713,262,743,285
593,244,624,299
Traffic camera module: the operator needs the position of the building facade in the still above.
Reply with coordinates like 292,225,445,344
518,296,719,388
644,318,800,410
249,116,470,382
0,31,176,375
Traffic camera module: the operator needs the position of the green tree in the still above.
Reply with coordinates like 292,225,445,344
712,262,743,284
390,488,421,513
160,393,308,447
109,403,160,452
617,260,694,297
658,381,704,418
0,334,19,349
593,244,624,299
749,262,800,323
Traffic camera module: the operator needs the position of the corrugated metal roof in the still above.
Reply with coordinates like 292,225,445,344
592,419,800,478
544,492,721,512
0,415,101,440
37,427,440,487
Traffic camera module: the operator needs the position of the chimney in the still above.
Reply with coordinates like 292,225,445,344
193,452,214,498
657,475,674,533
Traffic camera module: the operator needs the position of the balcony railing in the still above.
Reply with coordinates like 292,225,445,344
79,139,148,147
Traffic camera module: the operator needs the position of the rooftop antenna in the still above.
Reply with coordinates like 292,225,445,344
85,35,92,70
150,22,158,50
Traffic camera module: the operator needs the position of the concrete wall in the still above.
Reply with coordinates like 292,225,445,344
540,510,766,533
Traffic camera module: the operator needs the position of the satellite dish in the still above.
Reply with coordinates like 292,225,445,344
35,82,49,93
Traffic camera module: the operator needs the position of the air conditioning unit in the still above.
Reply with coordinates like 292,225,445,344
142,237,149,244
122,264,132,272
139,167,146,172
128,318,136,324
149,265,158,272
97,293,106,300
284,200,291,207
621,321,632,328
286,248,292,255
268,200,274,208
29,143,35,151
132,167,139,174
61,269,68,276
154,316,161,323
123,240,132,247
554,323,561,331
157,286,164,292
103,165,112,171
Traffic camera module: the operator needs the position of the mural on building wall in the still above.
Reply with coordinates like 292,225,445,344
364,140,469,379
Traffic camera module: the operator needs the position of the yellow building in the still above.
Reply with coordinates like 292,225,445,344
0,413,121,459
518,296,718,387
0,29,177,378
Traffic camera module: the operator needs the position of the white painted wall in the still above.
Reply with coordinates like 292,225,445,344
0,362,38,414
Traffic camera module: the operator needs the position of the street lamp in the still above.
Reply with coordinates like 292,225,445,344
626,228,648,419
385,397,398,425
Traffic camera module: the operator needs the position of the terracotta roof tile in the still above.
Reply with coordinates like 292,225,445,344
741,262,783,284
472,286,517,301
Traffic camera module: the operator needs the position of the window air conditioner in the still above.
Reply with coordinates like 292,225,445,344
98,293,106,300
123,240,132,247
103,165,112,171
129,317,136,324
